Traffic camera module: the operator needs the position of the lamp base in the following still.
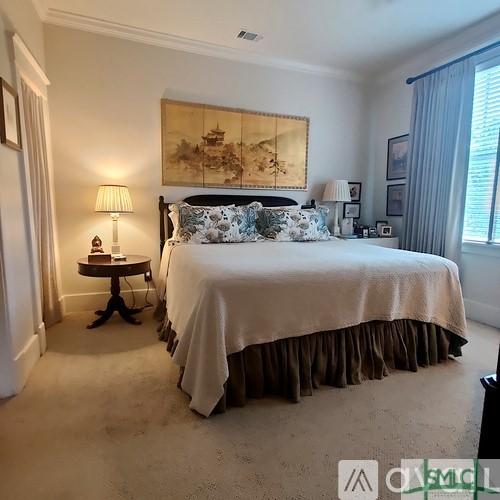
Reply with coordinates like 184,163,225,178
333,203,341,236
110,217,124,259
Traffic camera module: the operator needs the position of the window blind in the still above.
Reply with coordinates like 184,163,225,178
463,63,500,244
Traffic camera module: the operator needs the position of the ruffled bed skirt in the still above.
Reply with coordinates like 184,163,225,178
159,319,466,415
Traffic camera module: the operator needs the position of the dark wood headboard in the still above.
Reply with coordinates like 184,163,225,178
159,194,315,255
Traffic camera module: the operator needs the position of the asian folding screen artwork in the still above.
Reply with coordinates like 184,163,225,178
161,99,308,190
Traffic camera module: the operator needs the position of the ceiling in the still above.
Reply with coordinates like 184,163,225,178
38,0,500,78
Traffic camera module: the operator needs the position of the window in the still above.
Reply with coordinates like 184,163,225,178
463,62,500,244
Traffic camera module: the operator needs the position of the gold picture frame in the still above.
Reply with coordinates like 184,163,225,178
0,78,22,151
161,99,309,190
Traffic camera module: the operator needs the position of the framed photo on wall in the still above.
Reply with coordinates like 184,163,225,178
386,134,408,180
343,202,360,219
386,184,406,216
0,78,22,151
348,182,362,202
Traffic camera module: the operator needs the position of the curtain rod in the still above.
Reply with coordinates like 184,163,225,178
406,39,500,84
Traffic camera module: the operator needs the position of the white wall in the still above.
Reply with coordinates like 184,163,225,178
0,0,45,396
365,16,500,328
365,79,413,235
45,25,370,312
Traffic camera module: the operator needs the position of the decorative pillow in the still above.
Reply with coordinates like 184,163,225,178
168,202,262,243
168,205,235,241
257,207,330,241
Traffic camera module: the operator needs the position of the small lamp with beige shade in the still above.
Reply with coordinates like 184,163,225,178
322,180,351,236
95,184,133,260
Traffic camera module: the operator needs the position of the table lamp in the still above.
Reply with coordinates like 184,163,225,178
322,180,351,236
95,184,133,259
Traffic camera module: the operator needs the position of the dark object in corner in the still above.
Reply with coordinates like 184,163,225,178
478,345,500,458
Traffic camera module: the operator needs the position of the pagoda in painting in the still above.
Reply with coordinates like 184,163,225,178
201,123,225,146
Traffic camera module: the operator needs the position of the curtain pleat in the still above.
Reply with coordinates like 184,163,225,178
401,60,475,264
21,80,62,327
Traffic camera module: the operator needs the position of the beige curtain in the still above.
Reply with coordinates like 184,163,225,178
21,80,62,327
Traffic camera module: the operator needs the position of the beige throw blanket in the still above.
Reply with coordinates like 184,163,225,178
160,240,467,416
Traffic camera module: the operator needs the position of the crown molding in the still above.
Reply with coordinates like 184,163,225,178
43,9,364,82
31,0,48,21
373,11,500,86
13,34,50,86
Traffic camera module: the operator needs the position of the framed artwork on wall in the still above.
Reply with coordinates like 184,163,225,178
0,78,22,151
348,182,362,202
161,99,309,190
386,134,408,180
343,202,360,219
386,184,406,216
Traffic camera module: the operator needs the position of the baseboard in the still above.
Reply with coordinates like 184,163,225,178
11,334,41,394
62,288,157,313
464,298,500,329
37,321,46,354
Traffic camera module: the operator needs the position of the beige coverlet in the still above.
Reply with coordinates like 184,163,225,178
160,240,467,416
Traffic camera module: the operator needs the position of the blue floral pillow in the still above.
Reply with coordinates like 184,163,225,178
257,207,330,241
169,202,262,243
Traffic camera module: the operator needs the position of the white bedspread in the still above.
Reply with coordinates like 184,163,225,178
160,240,467,416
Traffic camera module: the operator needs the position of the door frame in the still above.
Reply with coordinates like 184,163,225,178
12,33,60,353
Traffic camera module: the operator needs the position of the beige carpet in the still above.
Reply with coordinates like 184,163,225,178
0,311,498,500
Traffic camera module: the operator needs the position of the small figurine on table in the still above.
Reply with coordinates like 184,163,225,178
90,235,104,253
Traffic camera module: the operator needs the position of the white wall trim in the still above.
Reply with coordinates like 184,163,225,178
464,299,500,329
0,216,14,397
31,0,48,22
13,32,48,362
462,242,500,259
43,9,363,82
62,288,157,314
36,321,46,354
11,334,41,395
13,34,50,96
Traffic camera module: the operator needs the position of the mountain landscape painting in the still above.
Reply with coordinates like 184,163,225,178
161,99,308,190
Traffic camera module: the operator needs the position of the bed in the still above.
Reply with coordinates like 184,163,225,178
157,195,468,417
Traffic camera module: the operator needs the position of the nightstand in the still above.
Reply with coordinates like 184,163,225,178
339,237,399,249
77,255,151,329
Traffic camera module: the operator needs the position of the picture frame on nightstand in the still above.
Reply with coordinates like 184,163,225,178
380,225,393,237
376,220,388,236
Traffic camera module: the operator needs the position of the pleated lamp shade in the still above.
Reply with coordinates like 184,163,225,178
95,185,133,213
322,180,351,202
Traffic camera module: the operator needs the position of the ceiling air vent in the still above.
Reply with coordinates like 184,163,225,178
236,30,262,42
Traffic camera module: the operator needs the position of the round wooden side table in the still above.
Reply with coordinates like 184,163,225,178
77,255,151,329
